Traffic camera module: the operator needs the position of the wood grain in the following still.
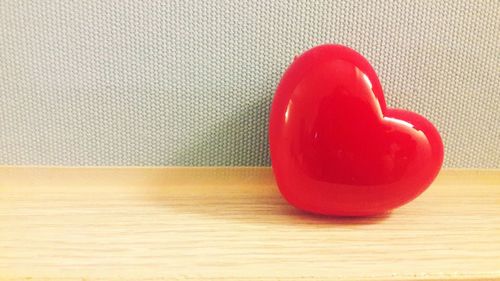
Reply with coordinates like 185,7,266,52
0,167,499,281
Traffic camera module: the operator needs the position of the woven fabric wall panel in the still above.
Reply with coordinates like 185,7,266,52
0,1,499,167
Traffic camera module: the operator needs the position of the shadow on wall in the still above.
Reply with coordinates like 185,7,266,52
176,89,274,166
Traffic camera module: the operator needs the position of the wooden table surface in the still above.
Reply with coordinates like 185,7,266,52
0,167,499,281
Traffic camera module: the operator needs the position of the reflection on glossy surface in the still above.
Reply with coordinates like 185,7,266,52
269,45,443,216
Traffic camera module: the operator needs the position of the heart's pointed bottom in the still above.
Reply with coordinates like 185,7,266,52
289,202,394,220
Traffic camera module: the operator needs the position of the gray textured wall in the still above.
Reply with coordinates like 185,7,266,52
0,0,499,168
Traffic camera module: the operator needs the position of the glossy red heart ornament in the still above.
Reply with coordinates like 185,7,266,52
269,45,443,216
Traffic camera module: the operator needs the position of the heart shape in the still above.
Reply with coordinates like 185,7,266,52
269,45,443,216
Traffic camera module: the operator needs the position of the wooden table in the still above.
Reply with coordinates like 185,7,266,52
0,167,499,280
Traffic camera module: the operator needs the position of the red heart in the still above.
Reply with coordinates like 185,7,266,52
269,45,444,216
